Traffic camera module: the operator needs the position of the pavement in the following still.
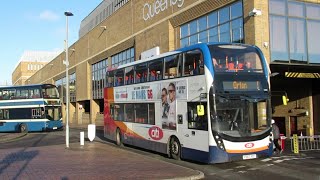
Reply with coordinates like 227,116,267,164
0,124,314,180
0,133,27,143
0,125,204,180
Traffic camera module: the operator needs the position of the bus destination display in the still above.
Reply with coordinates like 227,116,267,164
223,81,261,91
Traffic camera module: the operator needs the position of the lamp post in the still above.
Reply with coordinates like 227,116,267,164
64,11,73,148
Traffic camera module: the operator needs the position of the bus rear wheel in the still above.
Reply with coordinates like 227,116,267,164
116,128,123,146
20,123,28,133
170,137,181,160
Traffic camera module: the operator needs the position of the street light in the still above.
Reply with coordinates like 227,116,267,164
64,11,73,148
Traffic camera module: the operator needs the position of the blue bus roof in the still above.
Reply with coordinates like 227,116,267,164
0,84,56,90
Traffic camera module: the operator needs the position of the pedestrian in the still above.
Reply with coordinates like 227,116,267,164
272,119,282,154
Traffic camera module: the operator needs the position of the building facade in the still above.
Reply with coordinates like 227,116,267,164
12,51,60,85
26,0,320,136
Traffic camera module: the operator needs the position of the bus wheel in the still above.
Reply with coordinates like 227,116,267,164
116,128,123,147
170,137,181,160
20,123,28,133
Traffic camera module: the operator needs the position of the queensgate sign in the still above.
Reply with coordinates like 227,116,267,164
143,0,185,21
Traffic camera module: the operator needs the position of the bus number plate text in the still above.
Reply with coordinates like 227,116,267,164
243,154,257,160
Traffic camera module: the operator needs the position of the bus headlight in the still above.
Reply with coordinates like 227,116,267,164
213,133,226,151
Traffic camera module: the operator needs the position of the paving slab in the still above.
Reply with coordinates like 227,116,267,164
0,141,203,180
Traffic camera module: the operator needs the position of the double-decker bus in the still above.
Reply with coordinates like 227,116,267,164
0,84,63,133
104,43,273,163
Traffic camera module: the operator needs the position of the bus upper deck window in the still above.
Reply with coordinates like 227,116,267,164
136,72,147,83
148,59,163,81
150,70,156,81
107,71,114,87
116,77,123,86
184,50,203,76
136,73,143,83
125,66,134,85
164,54,181,78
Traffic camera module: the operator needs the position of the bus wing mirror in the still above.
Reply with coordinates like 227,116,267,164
197,105,205,116
282,95,289,105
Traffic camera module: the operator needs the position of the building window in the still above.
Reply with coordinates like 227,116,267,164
92,59,108,99
269,0,320,64
180,1,243,47
111,47,135,67
69,73,76,102
55,77,66,103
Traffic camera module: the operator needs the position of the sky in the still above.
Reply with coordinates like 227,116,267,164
0,0,103,85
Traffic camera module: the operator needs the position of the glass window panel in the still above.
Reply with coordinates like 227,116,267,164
107,71,114,87
114,69,124,86
181,24,189,38
199,31,208,43
148,104,155,125
307,20,320,63
125,66,134,85
198,16,207,31
190,34,198,45
231,18,242,29
209,27,219,42
113,104,124,121
124,104,135,122
149,59,163,81
231,18,243,42
219,7,230,24
135,104,148,124
122,51,127,61
270,0,286,15
189,20,197,35
131,48,135,58
112,57,115,66
288,2,304,18
118,53,123,63
231,1,242,19
183,50,203,76
208,12,218,28
164,54,181,79
289,18,307,62
115,54,119,64
180,38,189,47
270,16,289,61
219,23,230,42
306,4,320,19
135,63,148,83
126,49,131,60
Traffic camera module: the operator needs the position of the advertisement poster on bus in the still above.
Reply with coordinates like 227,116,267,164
115,84,161,101
160,80,187,130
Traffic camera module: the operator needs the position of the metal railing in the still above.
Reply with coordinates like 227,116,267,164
290,135,320,152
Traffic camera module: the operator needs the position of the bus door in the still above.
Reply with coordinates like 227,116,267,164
178,102,209,160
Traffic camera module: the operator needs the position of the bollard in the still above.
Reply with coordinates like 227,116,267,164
80,131,84,146
293,134,299,154
88,124,96,142
280,134,286,151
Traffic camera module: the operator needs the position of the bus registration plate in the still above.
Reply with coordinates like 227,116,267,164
243,154,257,160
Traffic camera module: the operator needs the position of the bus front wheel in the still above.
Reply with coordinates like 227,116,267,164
20,123,28,133
116,128,123,147
170,137,181,160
